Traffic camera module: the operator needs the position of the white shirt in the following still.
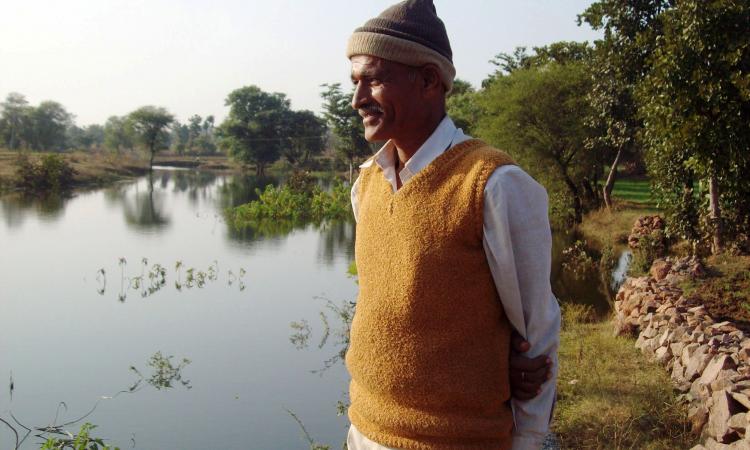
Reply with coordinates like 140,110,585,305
349,116,560,450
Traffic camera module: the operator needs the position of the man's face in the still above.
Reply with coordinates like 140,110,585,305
350,55,421,143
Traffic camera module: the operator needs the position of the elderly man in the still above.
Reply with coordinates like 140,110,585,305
344,1,560,449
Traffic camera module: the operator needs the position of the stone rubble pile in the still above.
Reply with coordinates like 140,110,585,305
614,256,750,450
628,215,667,252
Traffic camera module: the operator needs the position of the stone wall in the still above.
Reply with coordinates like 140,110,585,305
614,257,750,450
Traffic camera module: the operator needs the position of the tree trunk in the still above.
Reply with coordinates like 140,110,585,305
603,146,624,210
709,172,723,254
348,159,353,184
563,176,583,224
149,145,155,173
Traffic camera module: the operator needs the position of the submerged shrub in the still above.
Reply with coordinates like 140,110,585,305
226,179,353,228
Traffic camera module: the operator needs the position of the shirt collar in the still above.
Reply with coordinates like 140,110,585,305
359,116,461,176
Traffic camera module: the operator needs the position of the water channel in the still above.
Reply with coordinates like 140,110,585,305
0,168,618,449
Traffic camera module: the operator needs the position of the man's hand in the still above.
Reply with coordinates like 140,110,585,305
509,331,552,400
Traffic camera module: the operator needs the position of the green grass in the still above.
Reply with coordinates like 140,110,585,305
612,178,655,206
554,308,694,449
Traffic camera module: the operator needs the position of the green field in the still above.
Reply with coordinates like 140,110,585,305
611,178,655,206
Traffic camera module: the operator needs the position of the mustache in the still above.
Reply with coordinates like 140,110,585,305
358,105,383,117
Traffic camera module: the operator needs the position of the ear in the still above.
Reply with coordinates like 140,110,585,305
419,64,444,98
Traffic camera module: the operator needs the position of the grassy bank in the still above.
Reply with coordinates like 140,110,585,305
553,179,697,448
679,254,750,330
580,178,658,251
0,150,235,193
554,307,694,449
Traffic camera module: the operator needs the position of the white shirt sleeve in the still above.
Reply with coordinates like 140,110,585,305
351,175,361,224
482,165,561,450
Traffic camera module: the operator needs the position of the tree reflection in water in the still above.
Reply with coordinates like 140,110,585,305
0,192,69,229
122,173,170,231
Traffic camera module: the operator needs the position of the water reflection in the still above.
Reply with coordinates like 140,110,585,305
217,174,279,209
122,174,170,231
0,193,68,228
290,298,354,375
318,221,355,264
96,258,246,302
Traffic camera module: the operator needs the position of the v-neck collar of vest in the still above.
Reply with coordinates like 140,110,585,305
378,138,486,198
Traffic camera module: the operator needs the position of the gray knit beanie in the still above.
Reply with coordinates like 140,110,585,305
346,0,456,92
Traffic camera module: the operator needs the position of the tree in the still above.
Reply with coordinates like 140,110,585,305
483,41,594,86
103,116,135,153
579,0,674,209
30,101,73,151
637,0,750,253
218,86,291,176
475,61,600,224
282,110,327,166
170,121,189,155
0,92,31,150
446,78,480,135
128,106,174,171
320,83,370,182
67,124,105,150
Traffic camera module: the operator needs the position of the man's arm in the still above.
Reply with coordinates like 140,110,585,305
482,165,561,450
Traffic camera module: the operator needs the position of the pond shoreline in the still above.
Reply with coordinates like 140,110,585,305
0,150,244,195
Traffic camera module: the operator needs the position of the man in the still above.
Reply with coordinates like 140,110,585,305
344,1,560,449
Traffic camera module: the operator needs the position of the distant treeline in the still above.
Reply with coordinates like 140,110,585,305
2,0,747,252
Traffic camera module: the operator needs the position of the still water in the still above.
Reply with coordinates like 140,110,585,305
1,170,355,449
0,169,614,449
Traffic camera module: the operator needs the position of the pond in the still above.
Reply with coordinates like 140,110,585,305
0,169,618,449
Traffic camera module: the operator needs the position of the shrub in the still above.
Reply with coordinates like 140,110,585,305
226,179,353,228
13,153,76,193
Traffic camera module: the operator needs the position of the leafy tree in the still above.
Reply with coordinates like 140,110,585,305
637,0,750,253
446,78,480,135
484,41,593,86
67,124,104,150
128,106,174,171
475,61,600,224
218,86,291,176
170,121,190,155
195,115,217,155
30,101,73,151
282,110,327,166
103,115,135,152
579,0,673,209
320,83,370,182
0,92,32,150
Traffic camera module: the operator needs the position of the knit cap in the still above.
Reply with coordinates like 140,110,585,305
346,0,456,92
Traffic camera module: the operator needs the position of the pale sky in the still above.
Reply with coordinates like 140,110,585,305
0,0,601,127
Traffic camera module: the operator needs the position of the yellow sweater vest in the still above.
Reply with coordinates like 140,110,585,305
347,139,516,450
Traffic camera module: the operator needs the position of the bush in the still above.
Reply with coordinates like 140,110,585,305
630,231,664,276
13,153,76,193
226,179,353,228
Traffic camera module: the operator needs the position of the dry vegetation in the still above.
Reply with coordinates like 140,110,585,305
0,150,234,191
554,304,695,449
578,200,659,251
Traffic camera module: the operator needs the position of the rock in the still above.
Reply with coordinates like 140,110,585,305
732,393,750,411
729,413,748,432
707,390,744,443
690,403,710,435
655,346,672,365
685,345,713,381
651,259,673,280
701,355,739,386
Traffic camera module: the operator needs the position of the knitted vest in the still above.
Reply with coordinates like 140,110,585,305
347,139,516,450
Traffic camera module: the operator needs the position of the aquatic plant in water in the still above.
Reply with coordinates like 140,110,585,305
97,258,246,301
